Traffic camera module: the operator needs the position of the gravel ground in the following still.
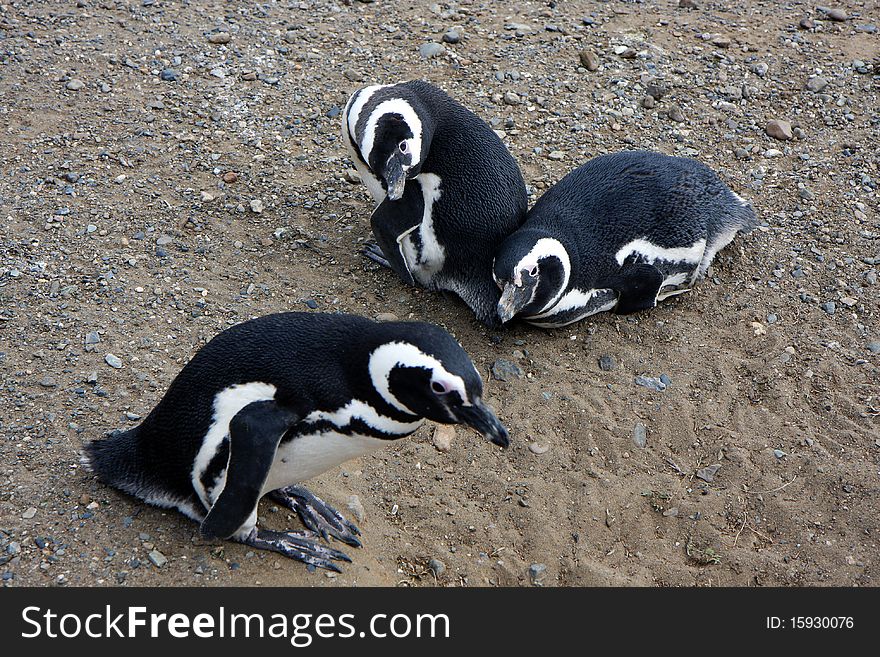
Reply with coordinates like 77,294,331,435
0,0,878,587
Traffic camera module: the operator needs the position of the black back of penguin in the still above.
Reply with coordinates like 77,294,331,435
526,150,755,280
345,81,528,325
494,151,757,326
82,312,485,513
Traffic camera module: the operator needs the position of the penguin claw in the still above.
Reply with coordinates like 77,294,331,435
362,242,392,269
269,485,363,548
243,528,351,572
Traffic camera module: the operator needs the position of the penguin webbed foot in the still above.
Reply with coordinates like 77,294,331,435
269,485,362,548
362,242,392,269
242,527,352,573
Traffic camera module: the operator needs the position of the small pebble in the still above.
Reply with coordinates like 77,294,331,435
419,42,445,59
208,32,231,44
433,425,456,452
634,375,666,392
820,302,836,315
375,313,399,322
147,549,167,568
22,507,37,519
632,423,647,448
428,558,446,576
346,495,366,523
528,563,547,585
598,355,616,371
696,464,721,482
528,442,550,455
766,119,793,141
579,50,599,71
491,359,523,381
65,79,85,91
105,353,123,368
223,172,238,183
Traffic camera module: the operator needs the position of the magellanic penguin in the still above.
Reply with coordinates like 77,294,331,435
342,80,528,326
82,312,509,572
493,150,758,328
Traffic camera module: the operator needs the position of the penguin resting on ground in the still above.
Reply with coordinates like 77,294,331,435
493,150,758,327
342,80,528,326
82,312,509,572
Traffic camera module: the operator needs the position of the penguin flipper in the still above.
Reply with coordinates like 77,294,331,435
200,400,299,540
369,185,424,286
610,263,666,315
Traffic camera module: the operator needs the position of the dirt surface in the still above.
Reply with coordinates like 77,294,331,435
1,0,878,588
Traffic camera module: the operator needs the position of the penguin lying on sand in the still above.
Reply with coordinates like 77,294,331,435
342,80,528,326
493,150,758,328
83,312,508,572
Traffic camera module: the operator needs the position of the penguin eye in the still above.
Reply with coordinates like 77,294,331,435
431,381,449,395
398,140,408,153
529,266,539,277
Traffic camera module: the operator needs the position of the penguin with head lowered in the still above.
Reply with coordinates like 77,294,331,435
493,150,758,327
82,312,509,572
342,80,528,326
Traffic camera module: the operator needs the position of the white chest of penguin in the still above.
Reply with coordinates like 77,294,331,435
397,173,446,284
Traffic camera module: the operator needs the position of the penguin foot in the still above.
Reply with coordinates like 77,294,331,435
269,485,362,548
362,242,392,269
242,527,352,573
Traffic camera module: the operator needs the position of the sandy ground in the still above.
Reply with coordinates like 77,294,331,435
0,0,878,587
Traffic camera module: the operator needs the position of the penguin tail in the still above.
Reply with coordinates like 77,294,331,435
81,428,145,492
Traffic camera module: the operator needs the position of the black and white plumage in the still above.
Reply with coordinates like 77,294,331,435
82,312,508,571
493,151,758,327
342,80,528,326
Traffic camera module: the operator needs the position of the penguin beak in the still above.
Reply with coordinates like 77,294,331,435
456,401,509,448
497,282,533,324
384,156,406,201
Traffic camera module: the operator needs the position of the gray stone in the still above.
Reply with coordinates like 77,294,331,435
346,495,365,523
503,91,522,106
442,29,461,44
419,42,445,59
773,449,787,459
634,375,666,392
659,374,672,387
105,353,123,369
491,359,523,381
632,423,647,448
867,342,880,354
806,76,828,93
820,302,836,315
528,563,546,585
159,69,178,82
766,119,793,141
579,50,599,71
695,464,721,482
428,558,446,576
667,104,685,123
156,235,173,246
147,549,168,567
822,7,847,21
22,507,37,519
598,355,616,371
39,376,57,388
208,32,231,44
66,79,85,91
85,330,101,345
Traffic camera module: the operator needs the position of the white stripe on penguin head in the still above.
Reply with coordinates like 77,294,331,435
513,237,571,313
368,342,470,414
344,84,389,147
360,98,423,170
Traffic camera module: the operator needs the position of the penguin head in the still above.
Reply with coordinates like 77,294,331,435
357,94,429,201
368,329,509,447
493,235,571,323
